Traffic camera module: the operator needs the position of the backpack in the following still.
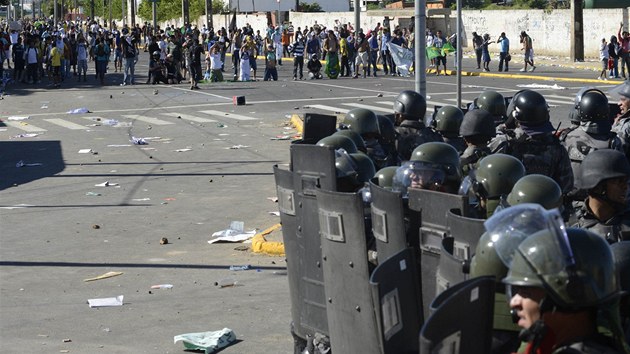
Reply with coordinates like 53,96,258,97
96,44,105,57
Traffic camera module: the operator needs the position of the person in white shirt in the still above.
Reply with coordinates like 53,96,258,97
76,36,89,82
598,37,610,80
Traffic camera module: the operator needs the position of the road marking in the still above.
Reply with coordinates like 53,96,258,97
160,112,217,123
296,80,401,95
43,118,90,130
3,121,48,132
169,86,233,100
305,104,349,114
198,110,258,121
122,114,175,125
375,101,394,106
342,103,392,113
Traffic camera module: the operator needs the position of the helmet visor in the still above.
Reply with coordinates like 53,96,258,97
484,203,570,271
392,161,446,196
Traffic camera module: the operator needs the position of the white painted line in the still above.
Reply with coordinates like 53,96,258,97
122,114,175,125
375,101,394,106
160,112,217,123
198,110,258,121
44,118,89,130
342,103,392,113
3,121,48,132
296,80,401,95
169,86,233,100
306,104,349,114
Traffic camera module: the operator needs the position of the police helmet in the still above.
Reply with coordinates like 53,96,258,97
152,50,160,57
410,142,462,182
377,115,396,145
343,108,380,138
572,88,609,123
392,160,447,196
577,149,630,190
476,91,506,122
317,135,358,154
393,90,427,121
350,152,376,183
507,174,563,210
374,166,398,188
333,130,366,152
508,90,550,126
504,228,618,309
474,154,526,199
434,105,464,136
459,109,497,138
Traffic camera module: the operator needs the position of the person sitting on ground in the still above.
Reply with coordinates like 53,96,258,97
307,53,322,79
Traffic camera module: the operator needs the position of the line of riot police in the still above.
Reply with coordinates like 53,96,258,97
274,83,630,354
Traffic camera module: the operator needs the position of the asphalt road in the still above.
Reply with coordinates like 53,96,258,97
0,53,620,353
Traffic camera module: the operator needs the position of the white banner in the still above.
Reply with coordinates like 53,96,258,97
387,42,414,77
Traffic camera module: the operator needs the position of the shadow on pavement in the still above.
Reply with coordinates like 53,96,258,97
0,140,65,191
0,260,287,270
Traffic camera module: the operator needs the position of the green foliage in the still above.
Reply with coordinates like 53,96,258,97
136,0,226,22
512,0,547,8
299,2,323,12
0,0,8,6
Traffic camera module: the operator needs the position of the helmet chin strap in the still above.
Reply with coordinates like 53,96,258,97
517,295,556,352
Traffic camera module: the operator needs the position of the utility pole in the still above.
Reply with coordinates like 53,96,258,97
206,0,212,29
354,0,359,34
90,0,94,21
414,0,426,96
130,0,136,26
121,0,125,26
182,0,189,25
570,0,584,62
54,0,57,26
152,0,157,33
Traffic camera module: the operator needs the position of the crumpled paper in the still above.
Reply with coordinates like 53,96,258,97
208,221,256,244
174,328,236,354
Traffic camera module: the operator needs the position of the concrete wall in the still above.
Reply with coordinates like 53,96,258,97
227,0,350,12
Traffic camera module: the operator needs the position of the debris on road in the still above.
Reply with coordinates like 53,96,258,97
160,237,169,245
83,271,124,282
94,181,119,187
174,328,237,354
15,160,43,167
92,225,101,229
78,149,93,154
214,278,239,288
208,221,256,244
267,197,278,203
85,192,101,196
268,211,280,216
225,145,249,149
229,265,251,271
11,133,40,138
67,108,90,114
131,137,148,145
174,148,193,152
150,284,174,289
8,116,30,121
87,295,124,308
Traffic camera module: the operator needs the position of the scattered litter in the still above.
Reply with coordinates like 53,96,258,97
8,116,29,121
160,237,169,245
83,271,123,282
107,144,132,147
131,198,151,201
267,197,278,202
269,211,280,216
229,265,252,271
164,197,176,201
174,328,237,354
376,93,383,97
131,137,148,145
62,338,72,343
208,221,257,244
226,145,249,149
218,133,229,136
102,119,119,126
40,105,48,109
94,181,119,187
78,149,93,154
11,133,40,138
67,108,90,114
151,284,174,289
273,271,288,275
234,245,250,251
87,295,124,308
516,83,567,90
85,192,101,196
92,224,101,229
174,148,193,152
216,123,226,128
16,160,43,168
215,278,239,288
270,135,292,140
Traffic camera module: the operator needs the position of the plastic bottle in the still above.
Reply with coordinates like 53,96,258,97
215,278,238,288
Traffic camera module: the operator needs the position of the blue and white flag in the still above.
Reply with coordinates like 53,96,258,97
387,42,414,76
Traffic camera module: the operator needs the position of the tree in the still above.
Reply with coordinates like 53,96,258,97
137,0,226,22
299,2,322,12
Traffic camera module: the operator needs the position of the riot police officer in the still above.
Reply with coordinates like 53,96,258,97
392,90,443,160
333,129,366,153
317,134,358,154
459,109,497,175
376,115,399,167
506,174,563,211
432,105,466,153
573,149,630,243
343,108,388,170
503,227,626,353
409,142,462,193
335,150,376,193
464,154,525,219
489,89,574,195
610,80,630,160
561,87,623,201
476,90,507,125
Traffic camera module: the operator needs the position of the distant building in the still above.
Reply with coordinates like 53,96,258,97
228,0,350,12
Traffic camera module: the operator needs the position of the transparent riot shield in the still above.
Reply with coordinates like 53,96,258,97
446,208,485,261
317,189,381,354
420,276,495,354
289,144,337,341
369,180,408,264
408,188,469,320
370,248,423,353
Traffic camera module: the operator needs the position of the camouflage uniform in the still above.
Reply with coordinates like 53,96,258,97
395,120,443,161
460,145,491,176
489,128,574,194
612,111,630,160
572,202,630,243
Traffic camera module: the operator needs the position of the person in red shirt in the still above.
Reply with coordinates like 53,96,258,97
617,22,630,79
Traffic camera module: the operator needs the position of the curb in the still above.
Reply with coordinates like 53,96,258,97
251,223,285,256
290,113,304,134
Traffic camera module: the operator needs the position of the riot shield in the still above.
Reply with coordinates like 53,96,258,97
302,113,337,144
290,144,337,339
435,238,467,297
317,189,381,354
273,165,303,347
446,208,485,261
420,276,495,354
369,180,408,264
370,248,423,353
408,189,468,320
